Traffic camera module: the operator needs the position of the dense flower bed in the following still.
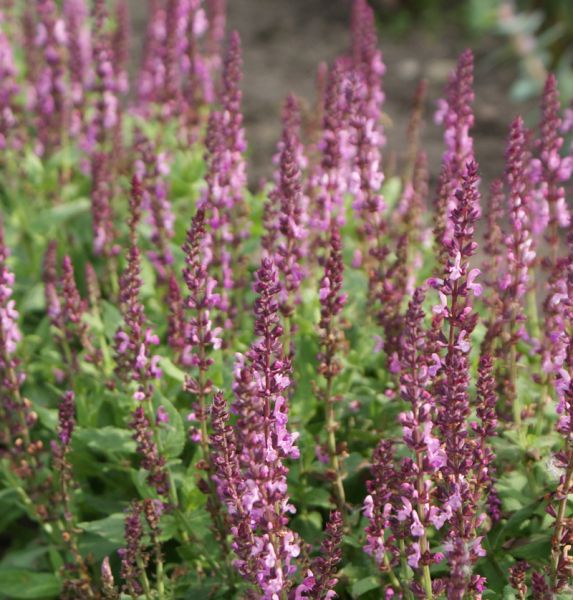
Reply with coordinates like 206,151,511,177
0,1,573,598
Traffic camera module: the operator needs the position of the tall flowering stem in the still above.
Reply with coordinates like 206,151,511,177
181,208,228,551
271,95,307,357
549,219,573,590
550,340,573,591
0,221,34,449
434,50,475,252
0,11,20,152
472,351,501,524
119,501,152,598
64,0,92,143
114,177,167,500
316,224,348,511
90,0,119,152
309,61,349,244
112,0,130,96
52,391,95,598
89,0,120,275
397,287,447,598
429,161,484,597
199,111,235,331
295,510,344,598
396,84,430,293
221,31,248,324
182,208,221,445
351,0,385,135
350,80,387,298
217,257,300,596
135,134,175,283
536,74,572,268
35,0,68,156
60,256,98,372
363,440,404,594
482,179,504,308
498,117,536,419
210,393,257,582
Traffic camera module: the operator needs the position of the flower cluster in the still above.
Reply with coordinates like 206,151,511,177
213,257,301,597
114,177,162,397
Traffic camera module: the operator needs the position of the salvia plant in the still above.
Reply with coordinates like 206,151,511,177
2,0,573,598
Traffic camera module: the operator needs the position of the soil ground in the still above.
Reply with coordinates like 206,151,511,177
130,0,537,188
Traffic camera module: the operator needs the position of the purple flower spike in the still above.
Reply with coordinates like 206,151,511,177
221,31,247,203
482,179,504,302
317,224,348,508
166,273,186,361
351,0,385,136
60,255,95,368
434,49,475,248
119,502,146,596
89,0,119,154
295,510,343,599
0,221,37,448
472,351,500,523
112,0,130,96
34,0,68,155
182,208,221,436
263,94,308,259
135,133,175,282
504,116,535,307
534,74,571,266
63,0,92,140
57,391,76,447
114,176,162,398
42,241,61,326
269,95,307,347
213,257,301,596
309,61,350,237
363,439,399,569
137,0,166,108
0,223,21,362
0,12,20,150
430,161,486,594
130,406,169,497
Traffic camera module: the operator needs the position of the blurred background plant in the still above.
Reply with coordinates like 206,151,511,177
373,0,573,103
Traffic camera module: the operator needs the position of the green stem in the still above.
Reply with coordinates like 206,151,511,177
154,538,166,600
551,445,573,588
136,555,153,600
383,552,405,594
415,453,432,600
325,379,346,511
398,538,414,600
509,343,521,428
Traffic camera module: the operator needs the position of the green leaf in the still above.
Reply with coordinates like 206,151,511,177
0,545,49,571
29,199,90,233
291,511,322,545
510,533,551,561
0,569,61,599
157,397,185,459
78,513,126,545
101,301,123,340
160,357,186,384
74,426,136,457
351,576,381,597
492,499,543,548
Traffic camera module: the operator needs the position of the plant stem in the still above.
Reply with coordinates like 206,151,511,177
415,452,433,600
153,537,166,600
325,375,346,512
551,444,573,588
136,555,153,600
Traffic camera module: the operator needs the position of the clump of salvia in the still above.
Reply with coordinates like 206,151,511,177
2,0,573,598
